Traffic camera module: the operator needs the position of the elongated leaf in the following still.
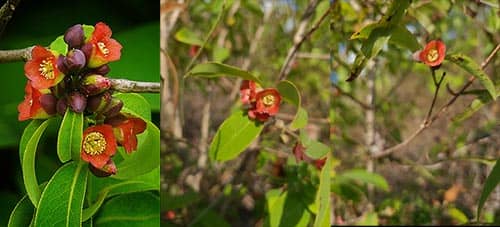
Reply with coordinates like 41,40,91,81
22,119,52,207
477,159,500,218
299,129,329,159
313,156,331,227
446,54,496,99
452,90,494,123
19,120,44,166
174,27,204,46
113,121,160,179
265,190,311,227
389,25,420,52
339,169,390,192
57,110,84,162
448,207,468,224
94,192,159,227
34,162,88,227
277,80,308,130
114,93,152,121
8,195,34,227
82,190,109,222
187,62,262,84
209,110,264,161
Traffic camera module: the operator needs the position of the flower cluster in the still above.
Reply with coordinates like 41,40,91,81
414,40,446,68
239,80,281,122
17,22,146,177
293,142,326,170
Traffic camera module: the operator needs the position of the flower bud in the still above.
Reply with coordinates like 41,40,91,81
91,64,110,75
64,24,85,49
88,159,117,177
87,92,112,113
80,74,111,96
56,98,68,115
81,43,93,61
56,55,69,75
68,92,87,113
63,49,86,72
102,98,123,117
39,94,57,115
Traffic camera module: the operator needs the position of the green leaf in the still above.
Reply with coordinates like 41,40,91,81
82,24,95,41
339,169,390,192
174,27,205,46
331,179,364,202
350,23,380,40
265,190,311,227
313,156,331,227
8,195,34,227
452,90,494,123
290,107,308,130
447,207,468,224
477,159,500,219
19,120,44,166
94,192,159,227
209,110,264,162
82,190,108,222
187,62,262,84
355,212,378,226
57,110,84,162
277,80,308,130
299,129,329,159
34,162,88,227
389,25,420,52
114,93,151,121
113,120,160,179
49,36,68,55
446,54,496,100
22,119,52,207
212,46,230,62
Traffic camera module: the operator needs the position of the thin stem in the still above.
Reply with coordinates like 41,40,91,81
424,71,446,124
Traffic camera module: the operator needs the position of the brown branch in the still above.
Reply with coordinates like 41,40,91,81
0,46,33,63
277,0,332,81
332,83,372,110
110,78,160,93
373,44,500,159
0,0,21,37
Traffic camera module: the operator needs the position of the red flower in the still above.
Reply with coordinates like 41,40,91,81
248,88,281,122
189,45,200,58
240,80,257,105
17,81,53,121
314,157,327,170
418,40,446,67
81,124,117,169
24,46,64,89
106,114,147,153
86,22,122,68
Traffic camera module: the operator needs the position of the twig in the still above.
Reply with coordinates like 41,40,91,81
278,0,332,81
373,44,500,159
0,46,33,63
424,71,446,124
110,78,160,93
0,0,21,37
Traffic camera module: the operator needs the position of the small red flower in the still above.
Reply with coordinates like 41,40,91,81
81,124,117,169
17,81,53,121
418,40,446,67
107,114,147,153
24,46,64,89
189,45,200,58
248,88,281,122
240,80,257,105
86,22,122,68
314,157,327,170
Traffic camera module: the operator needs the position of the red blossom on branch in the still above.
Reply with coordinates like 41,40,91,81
417,40,446,67
24,46,65,89
17,81,54,121
84,22,122,68
81,124,117,169
248,88,281,122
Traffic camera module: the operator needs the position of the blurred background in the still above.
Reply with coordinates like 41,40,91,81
162,0,499,226
0,0,159,225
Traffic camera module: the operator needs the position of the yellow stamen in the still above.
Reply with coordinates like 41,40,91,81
262,95,275,106
38,59,55,79
83,132,107,156
97,42,110,56
426,49,439,62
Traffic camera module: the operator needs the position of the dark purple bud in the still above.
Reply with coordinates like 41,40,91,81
68,92,87,113
87,92,112,113
103,98,123,117
63,49,86,72
88,159,117,177
80,74,111,96
56,98,68,115
104,113,127,127
56,55,69,74
81,43,93,61
91,64,110,75
64,24,85,49
39,94,57,115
